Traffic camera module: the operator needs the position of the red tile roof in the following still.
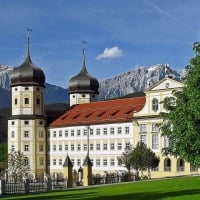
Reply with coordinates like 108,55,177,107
49,96,146,127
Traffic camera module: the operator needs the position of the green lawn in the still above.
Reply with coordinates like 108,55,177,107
1,176,200,200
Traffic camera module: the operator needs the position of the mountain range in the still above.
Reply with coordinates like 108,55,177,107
0,64,185,108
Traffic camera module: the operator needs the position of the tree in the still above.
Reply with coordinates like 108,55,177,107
131,142,159,178
160,42,200,167
118,143,133,180
7,151,30,181
0,143,7,162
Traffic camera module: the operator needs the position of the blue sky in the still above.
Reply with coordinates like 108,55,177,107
0,0,200,88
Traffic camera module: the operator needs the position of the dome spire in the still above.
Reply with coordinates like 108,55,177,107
26,28,32,63
82,41,87,72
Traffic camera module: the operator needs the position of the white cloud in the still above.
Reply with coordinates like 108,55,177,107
96,46,123,60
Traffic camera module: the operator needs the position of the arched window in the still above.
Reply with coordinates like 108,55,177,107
177,158,184,171
164,158,171,171
152,98,159,112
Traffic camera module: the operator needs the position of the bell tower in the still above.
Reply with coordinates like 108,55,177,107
68,48,99,106
8,31,47,179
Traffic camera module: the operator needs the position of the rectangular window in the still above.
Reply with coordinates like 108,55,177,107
96,159,100,166
59,131,62,137
90,128,93,135
83,144,87,151
39,131,43,138
14,98,17,105
140,124,147,132
24,131,29,138
11,131,15,138
53,145,56,151
24,120,29,125
103,128,107,135
65,130,68,137
96,144,100,150
125,127,130,134
103,159,107,166
125,142,130,150
152,134,159,149
59,145,62,151
71,130,74,136
103,144,107,150
53,131,56,137
140,135,147,144
117,143,122,150
39,145,44,152
71,144,74,151
77,129,81,136
110,159,115,166
24,145,29,151
117,127,122,134
83,129,87,136
77,144,81,151
110,143,115,150
90,144,94,151
77,159,81,166
96,128,100,136
11,145,15,151
39,158,44,166
53,159,56,165
24,98,29,105
59,159,63,166
152,123,159,132
65,145,68,151
36,98,40,105
110,127,114,135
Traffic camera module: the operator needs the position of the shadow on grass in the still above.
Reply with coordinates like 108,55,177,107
7,188,200,200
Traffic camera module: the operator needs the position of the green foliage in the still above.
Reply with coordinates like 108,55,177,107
131,142,159,177
0,143,8,161
118,143,133,175
160,42,200,167
118,142,159,178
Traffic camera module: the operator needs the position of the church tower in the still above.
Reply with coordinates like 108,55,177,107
8,33,46,179
68,49,99,106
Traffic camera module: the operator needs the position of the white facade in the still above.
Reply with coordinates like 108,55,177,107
48,122,133,174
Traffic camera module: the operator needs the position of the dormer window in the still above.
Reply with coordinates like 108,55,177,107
152,98,159,112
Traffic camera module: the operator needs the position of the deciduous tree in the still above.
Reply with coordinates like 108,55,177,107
160,42,200,167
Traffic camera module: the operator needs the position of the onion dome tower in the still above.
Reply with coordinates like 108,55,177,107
8,31,47,179
68,49,99,106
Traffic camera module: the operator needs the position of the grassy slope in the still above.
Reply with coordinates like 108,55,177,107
1,176,200,200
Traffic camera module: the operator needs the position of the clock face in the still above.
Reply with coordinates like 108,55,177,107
165,83,169,88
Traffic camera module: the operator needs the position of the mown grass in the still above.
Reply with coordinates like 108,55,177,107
1,176,200,200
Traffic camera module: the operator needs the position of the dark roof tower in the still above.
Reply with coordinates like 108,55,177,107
10,32,45,87
68,49,99,94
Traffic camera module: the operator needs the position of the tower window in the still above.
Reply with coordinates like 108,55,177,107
82,94,86,97
36,87,40,91
24,98,29,105
11,131,15,138
25,87,29,90
12,121,15,125
39,158,44,166
24,131,29,138
24,145,29,151
14,88,18,91
25,157,29,166
36,98,40,105
14,98,18,105
24,121,29,125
